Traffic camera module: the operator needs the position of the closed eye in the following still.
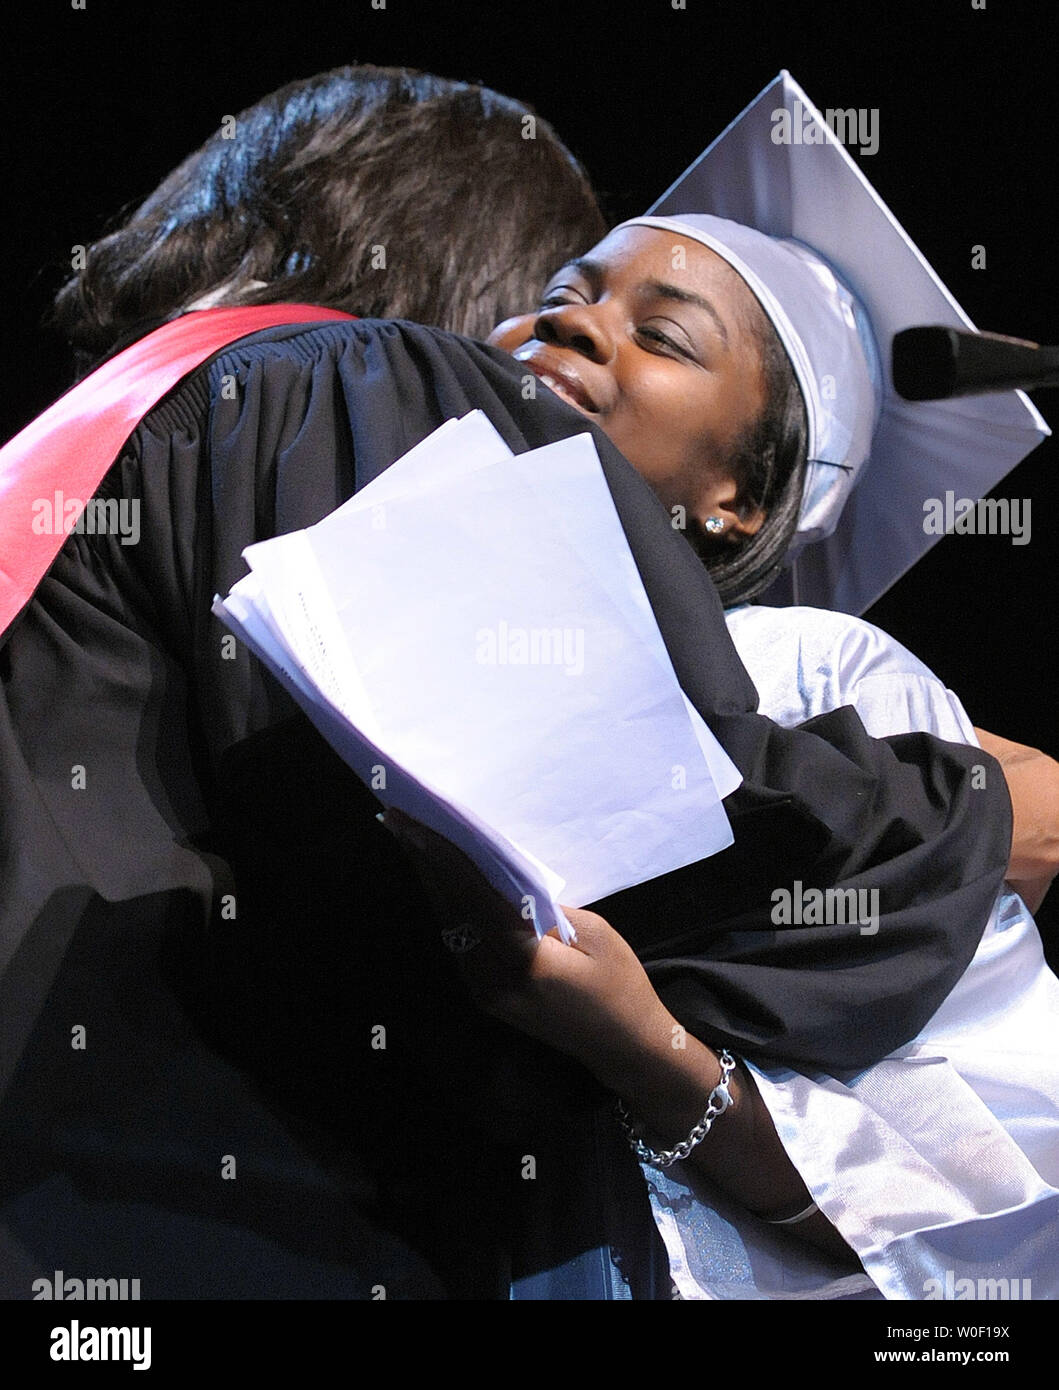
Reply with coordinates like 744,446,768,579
538,290,587,309
636,325,686,355
635,323,701,364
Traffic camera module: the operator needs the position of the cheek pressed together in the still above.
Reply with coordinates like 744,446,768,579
487,226,769,545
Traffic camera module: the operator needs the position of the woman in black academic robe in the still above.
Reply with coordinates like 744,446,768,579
0,316,1012,1298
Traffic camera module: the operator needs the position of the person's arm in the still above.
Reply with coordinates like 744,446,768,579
386,810,857,1262
974,727,1059,912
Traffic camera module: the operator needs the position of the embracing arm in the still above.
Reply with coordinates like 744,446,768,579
543,912,855,1261
975,727,1059,912
386,811,856,1262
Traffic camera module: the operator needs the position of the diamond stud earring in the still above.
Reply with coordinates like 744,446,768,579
704,516,725,534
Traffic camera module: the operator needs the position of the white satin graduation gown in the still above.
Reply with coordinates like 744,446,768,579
644,605,1059,1301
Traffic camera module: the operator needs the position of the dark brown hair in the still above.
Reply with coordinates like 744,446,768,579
52,65,607,373
699,303,809,607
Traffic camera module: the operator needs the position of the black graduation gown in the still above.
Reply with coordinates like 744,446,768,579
0,318,1011,1298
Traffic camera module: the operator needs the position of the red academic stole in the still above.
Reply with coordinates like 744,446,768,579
0,305,355,638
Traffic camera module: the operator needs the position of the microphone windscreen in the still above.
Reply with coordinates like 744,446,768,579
894,326,1057,400
892,326,960,400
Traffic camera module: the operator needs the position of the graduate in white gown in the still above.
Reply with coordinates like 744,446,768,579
626,77,1058,1301
484,73,1058,1299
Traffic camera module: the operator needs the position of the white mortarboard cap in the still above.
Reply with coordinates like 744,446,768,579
630,71,1048,615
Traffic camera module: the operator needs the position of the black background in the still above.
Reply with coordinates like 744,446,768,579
0,0,1056,1336
2,0,1056,918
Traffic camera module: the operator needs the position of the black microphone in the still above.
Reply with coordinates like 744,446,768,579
892,326,1059,401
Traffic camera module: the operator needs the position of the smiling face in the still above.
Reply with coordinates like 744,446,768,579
487,225,771,545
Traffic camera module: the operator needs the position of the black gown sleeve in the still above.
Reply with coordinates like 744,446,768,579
0,318,1012,1297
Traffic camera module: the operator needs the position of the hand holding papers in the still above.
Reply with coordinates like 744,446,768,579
214,413,741,945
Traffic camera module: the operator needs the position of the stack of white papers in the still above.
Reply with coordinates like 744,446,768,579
214,413,741,943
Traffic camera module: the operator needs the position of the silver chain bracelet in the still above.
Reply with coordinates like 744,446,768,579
615,1047,737,1167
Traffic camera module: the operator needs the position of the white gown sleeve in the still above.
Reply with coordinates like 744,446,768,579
644,605,1059,1301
